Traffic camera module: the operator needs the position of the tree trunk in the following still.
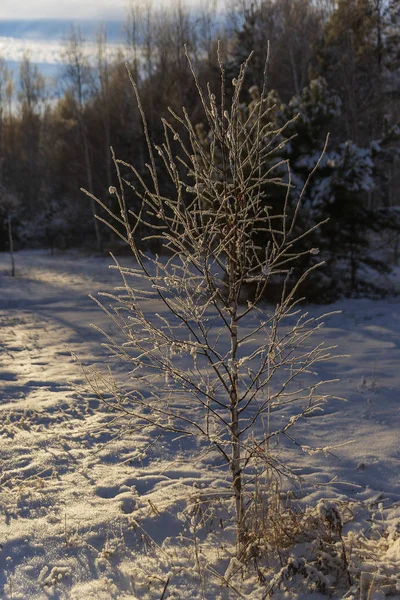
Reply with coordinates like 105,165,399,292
230,314,246,554
228,237,246,553
82,125,102,253
8,212,15,277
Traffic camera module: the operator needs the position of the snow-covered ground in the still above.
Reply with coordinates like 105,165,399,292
0,250,399,599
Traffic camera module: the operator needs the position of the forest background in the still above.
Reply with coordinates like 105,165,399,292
1,0,400,301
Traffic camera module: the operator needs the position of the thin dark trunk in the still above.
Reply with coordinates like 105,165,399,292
230,310,246,552
8,213,15,277
228,230,245,553
350,244,357,293
289,46,300,97
81,121,102,252
104,126,112,189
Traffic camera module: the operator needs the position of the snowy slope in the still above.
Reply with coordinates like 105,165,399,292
0,250,399,599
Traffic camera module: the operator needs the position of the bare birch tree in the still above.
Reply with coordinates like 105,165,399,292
83,52,338,556
0,187,19,276
96,27,113,190
62,27,102,252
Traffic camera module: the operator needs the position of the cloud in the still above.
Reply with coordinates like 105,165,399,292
0,0,128,20
0,37,61,64
0,0,202,21
0,36,124,67
0,0,207,67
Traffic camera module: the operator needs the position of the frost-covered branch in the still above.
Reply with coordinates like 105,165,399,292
82,49,338,555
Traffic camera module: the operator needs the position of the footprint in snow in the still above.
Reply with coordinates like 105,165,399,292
95,475,170,499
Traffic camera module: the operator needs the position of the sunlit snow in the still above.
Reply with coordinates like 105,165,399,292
0,250,399,599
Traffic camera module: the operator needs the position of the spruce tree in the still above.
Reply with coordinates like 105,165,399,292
233,77,399,300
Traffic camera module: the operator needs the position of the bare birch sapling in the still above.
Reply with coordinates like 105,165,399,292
82,51,339,555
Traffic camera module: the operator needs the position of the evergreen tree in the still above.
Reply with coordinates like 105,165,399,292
237,77,399,300
278,79,400,298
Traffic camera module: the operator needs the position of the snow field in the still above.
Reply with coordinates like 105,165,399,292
0,250,399,599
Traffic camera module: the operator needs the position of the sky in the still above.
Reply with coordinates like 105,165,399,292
0,0,204,73
0,0,127,20
0,0,201,21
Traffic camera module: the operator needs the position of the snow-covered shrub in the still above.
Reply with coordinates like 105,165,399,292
260,499,400,599
83,51,340,559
